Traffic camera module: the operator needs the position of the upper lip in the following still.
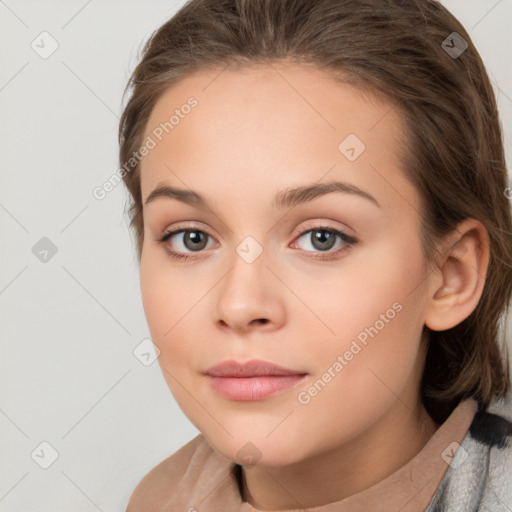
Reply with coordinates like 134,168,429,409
205,359,307,378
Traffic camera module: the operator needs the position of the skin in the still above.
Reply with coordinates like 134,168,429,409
137,61,490,510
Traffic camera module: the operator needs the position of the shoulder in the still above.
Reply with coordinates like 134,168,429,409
427,407,512,511
468,409,512,507
126,434,220,512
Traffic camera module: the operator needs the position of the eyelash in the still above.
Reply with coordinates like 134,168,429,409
154,224,358,262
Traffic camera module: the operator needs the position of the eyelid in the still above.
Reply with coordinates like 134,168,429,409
154,221,216,241
293,221,356,239
156,220,352,241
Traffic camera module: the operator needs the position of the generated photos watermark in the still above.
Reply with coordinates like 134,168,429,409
92,96,198,201
297,301,403,405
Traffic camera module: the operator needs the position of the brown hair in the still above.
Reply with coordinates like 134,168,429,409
118,0,512,423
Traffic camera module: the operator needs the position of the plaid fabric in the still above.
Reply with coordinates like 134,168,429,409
426,410,512,512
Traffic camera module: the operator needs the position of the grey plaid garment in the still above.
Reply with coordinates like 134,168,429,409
425,409,512,512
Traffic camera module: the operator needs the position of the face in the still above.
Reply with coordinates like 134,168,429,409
138,61,433,466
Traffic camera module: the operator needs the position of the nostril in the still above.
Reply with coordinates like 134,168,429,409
248,318,268,326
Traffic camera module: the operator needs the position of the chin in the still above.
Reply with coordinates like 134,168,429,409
205,433,309,468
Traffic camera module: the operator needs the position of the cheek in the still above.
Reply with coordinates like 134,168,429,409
139,249,213,379
139,248,197,337
290,300,426,458
296,232,427,402
140,261,174,340
296,231,426,350
139,252,191,369
139,252,220,434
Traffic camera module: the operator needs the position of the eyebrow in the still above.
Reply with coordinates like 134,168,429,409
144,180,381,210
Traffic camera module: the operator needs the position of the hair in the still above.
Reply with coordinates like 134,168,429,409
118,0,512,424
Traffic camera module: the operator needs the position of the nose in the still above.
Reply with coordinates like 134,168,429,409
214,247,285,333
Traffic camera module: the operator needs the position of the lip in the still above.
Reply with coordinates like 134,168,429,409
205,359,306,377
204,359,308,401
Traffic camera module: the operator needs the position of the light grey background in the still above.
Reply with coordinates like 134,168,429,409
1,1,511,511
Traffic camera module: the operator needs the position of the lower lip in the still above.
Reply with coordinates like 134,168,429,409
207,374,307,401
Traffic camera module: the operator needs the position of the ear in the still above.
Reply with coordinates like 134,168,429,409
424,218,490,331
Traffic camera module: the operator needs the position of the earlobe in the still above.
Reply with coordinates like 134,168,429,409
424,218,490,332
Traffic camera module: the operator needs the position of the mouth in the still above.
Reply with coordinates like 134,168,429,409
204,359,308,401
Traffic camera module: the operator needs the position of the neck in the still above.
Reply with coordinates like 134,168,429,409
241,399,439,510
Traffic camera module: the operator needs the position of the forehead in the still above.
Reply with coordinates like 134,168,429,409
144,61,403,141
140,61,418,215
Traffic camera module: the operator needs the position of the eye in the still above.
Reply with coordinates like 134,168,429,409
154,223,358,262
155,228,216,261
291,225,357,259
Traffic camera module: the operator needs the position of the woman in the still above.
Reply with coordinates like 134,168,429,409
119,0,512,510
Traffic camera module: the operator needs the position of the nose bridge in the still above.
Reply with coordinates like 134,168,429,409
221,237,268,308
214,235,283,331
